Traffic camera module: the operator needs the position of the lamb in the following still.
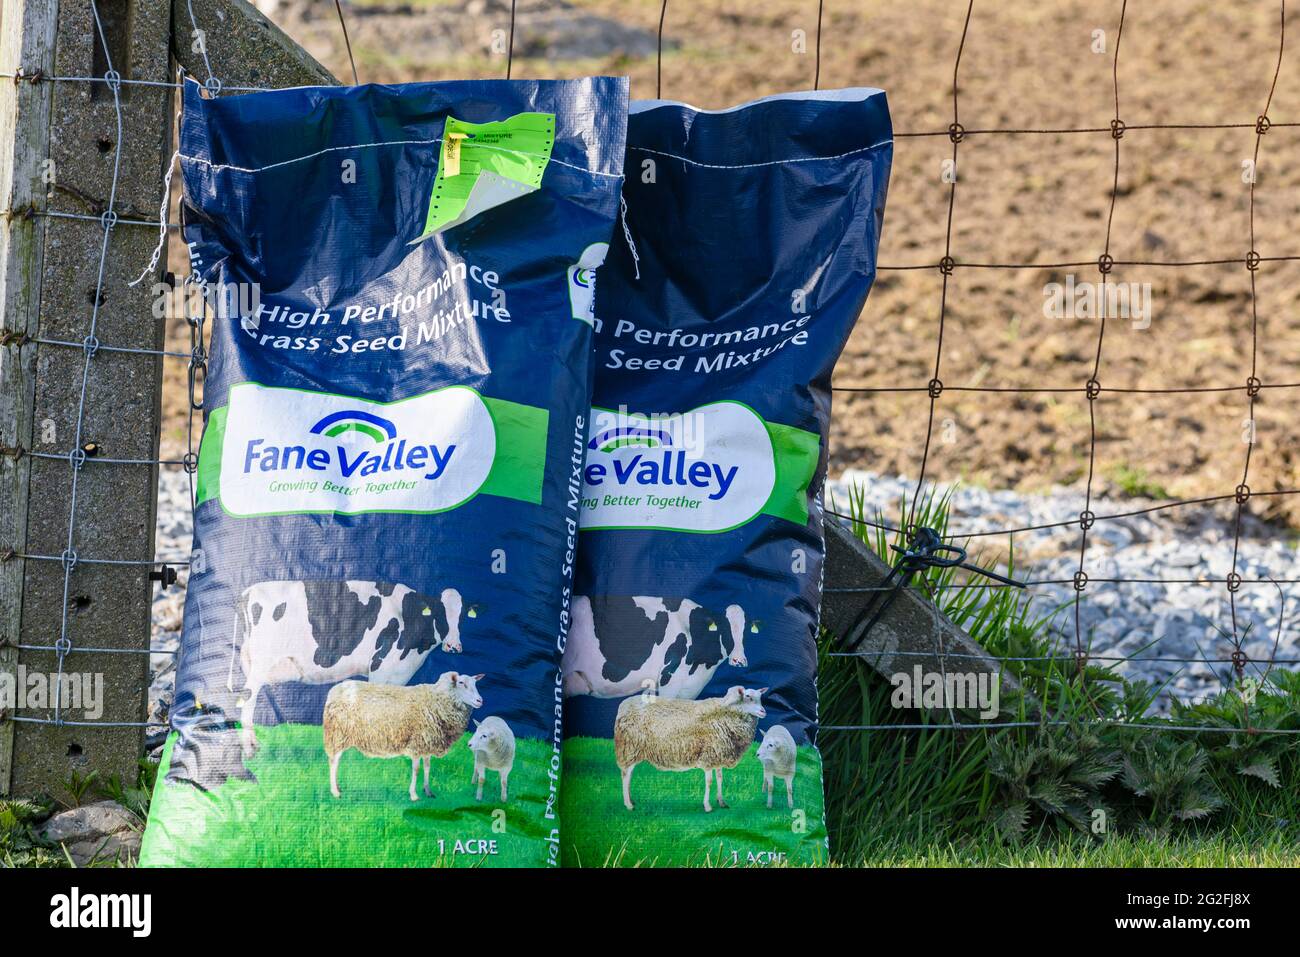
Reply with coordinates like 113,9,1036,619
467,716,516,802
614,685,766,813
755,724,797,808
323,671,483,802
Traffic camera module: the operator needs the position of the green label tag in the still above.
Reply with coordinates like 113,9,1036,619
415,112,556,240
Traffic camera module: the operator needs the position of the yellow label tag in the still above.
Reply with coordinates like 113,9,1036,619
443,132,468,177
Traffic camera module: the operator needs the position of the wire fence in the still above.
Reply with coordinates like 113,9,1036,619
0,0,1296,743
816,0,1300,738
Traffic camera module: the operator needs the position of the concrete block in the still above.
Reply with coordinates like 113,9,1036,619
821,516,1025,717
174,0,337,90
7,0,171,798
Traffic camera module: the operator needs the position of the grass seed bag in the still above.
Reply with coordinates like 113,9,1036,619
560,89,892,867
140,76,627,867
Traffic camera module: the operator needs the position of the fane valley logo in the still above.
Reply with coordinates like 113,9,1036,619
580,402,778,532
585,425,739,501
244,408,457,482
217,383,497,516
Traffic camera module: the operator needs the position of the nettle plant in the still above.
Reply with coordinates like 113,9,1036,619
987,724,1121,843
0,798,63,868
1177,669,1300,792
1120,737,1225,837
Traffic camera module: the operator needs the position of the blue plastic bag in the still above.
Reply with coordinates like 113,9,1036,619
560,89,892,866
141,76,627,867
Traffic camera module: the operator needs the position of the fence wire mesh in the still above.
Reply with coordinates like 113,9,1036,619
0,0,1296,743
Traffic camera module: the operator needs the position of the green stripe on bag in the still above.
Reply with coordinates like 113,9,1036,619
761,420,821,526
195,405,226,507
480,396,549,505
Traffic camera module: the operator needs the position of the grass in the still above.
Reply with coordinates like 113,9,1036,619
140,724,559,867
560,737,827,867
848,826,1299,867
1107,463,1172,499
819,481,1300,867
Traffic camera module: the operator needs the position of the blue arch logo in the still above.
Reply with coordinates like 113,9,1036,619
309,410,399,444
589,426,673,454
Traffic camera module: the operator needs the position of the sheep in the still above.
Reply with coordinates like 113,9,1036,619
755,724,797,808
322,671,483,802
467,716,516,802
614,685,766,813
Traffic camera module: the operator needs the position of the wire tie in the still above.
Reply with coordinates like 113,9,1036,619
1246,250,1261,271
927,377,944,399
67,446,86,470
947,122,966,144
54,637,72,657
1246,375,1262,396
60,548,77,572
99,209,118,231
1110,118,1126,139
82,334,100,357
1085,378,1101,400
1256,114,1272,135
203,76,223,97
938,255,955,276
1226,572,1242,593
182,451,199,474
1073,570,1088,591
1079,509,1095,530
1097,253,1114,275
841,527,1024,652
1235,483,1251,505
103,69,121,94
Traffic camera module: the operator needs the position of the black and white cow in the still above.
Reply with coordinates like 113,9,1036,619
561,595,753,700
228,580,466,756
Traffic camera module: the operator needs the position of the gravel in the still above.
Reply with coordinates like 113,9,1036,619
148,469,193,741
148,468,1300,726
826,471,1300,709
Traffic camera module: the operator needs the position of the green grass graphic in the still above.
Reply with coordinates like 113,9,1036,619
323,422,387,442
140,724,558,867
598,437,662,452
560,736,827,867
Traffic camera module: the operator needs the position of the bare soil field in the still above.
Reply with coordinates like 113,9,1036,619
164,0,1300,525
